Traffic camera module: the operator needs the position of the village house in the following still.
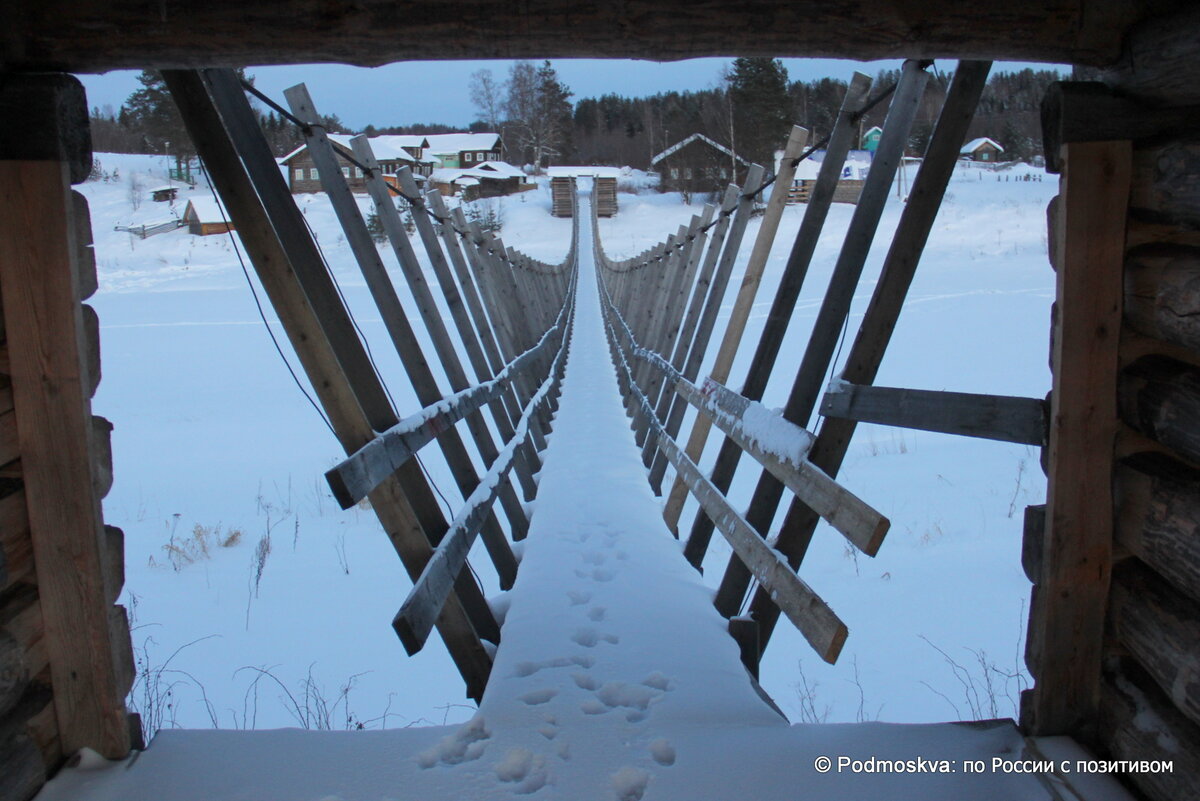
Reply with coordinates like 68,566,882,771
430,160,532,201
182,196,234,235
960,136,1005,162
278,134,435,193
650,133,749,199
861,125,882,153
148,185,178,202
785,148,873,204
425,133,503,169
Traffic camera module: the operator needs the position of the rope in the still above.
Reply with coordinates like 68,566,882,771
197,159,337,437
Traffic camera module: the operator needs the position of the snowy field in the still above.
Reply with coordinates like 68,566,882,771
78,152,1054,747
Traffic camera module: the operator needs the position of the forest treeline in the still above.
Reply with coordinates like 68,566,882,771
89,62,1063,171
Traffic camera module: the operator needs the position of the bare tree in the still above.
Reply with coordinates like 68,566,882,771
468,68,504,131
503,60,573,170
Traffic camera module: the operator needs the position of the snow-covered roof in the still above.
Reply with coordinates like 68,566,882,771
961,137,1004,154
545,166,623,179
148,185,177,194
277,135,417,166
780,149,874,181
430,164,523,184
423,133,501,154
184,196,231,223
649,133,748,167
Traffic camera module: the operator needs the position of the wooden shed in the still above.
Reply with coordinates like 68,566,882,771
149,185,178,202
550,176,575,218
960,136,1005,162
548,167,619,216
182,196,234,235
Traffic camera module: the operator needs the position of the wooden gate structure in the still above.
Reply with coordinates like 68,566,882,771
2,3,1200,801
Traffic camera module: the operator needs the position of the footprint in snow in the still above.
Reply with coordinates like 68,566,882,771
520,688,557,705
611,766,651,801
571,628,599,648
582,551,607,565
567,590,592,606
591,567,615,582
573,672,599,691
587,606,607,622
648,738,676,766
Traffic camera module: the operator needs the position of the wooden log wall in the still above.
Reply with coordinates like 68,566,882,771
0,74,135,801
1023,79,1200,801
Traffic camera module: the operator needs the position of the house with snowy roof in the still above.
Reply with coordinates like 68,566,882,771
650,133,749,199
425,133,503,169
182,196,234,236
279,134,434,193
430,160,532,200
960,136,1005,162
780,148,873,205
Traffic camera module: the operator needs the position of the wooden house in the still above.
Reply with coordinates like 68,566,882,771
429,161,530,200
182,196,233,235
149,185,178,202
2,4,1200,801
650,133,749,198
960,136,1005,162
786,149,872,204
861,125,882,153
279,134,423,193
425,133,503,169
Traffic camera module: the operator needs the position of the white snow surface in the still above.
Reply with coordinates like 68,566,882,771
34,190,1124,801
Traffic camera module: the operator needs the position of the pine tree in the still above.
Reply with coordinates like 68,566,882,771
727,57,792,168
125,70,193,170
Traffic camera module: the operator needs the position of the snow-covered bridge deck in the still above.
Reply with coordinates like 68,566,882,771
34,196,1132,801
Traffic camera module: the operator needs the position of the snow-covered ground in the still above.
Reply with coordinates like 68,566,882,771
40,185,1134,801
75,153,1052,747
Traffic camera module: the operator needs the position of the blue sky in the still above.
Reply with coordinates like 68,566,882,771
78,58,1065,130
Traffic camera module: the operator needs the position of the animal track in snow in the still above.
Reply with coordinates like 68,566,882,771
625,710,647,723
649,738,676,766
595,681,656,711
587,606,607,622
495,748,549,795
416,715,490,768
642,672,672,691
567,590,592,606
581,699,610,715
582,551,606,565
591,567,616,582
602,633,620,644
571,628,600,647
520,688,558,705
573,672,599,691
612,766,651,801
513,657,576,678
538,725,558,740
571,655,596,668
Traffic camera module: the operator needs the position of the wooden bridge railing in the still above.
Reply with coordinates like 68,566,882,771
168,69,579,700
593,60,1051,676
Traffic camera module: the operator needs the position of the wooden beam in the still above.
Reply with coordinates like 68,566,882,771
163,69,496,700
709,59,934,614
1119,355,1200,466
0,0,1166,72
819,382,1047,446
1023,140,1130,738
0,158,129,758
1099,6,1200,107
1115,453,1200,605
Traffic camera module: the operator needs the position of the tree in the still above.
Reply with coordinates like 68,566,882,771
469,68,504,132
125,70,193,170
726,57,792,168
503,60,573,169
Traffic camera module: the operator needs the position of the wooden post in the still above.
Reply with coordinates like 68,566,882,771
737,61,994,640
0,73,130,758
283,84,518,587
165,69,496,699
1023,139,1130,737
675,73,873,561
664,126,809,503
651,168,766,499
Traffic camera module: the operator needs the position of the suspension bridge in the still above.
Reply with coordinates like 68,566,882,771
16,63,1148,801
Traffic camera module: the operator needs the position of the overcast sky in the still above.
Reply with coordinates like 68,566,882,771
78,58,1065,131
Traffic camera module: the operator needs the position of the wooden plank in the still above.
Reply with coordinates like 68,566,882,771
1098,658,1200,801
394,335,569,653
654,166,765,507
1115,453,1200,604
1119,355,1200,465
1099,6,1200,107
667,126,809,481
707,59,932,607
1108,558,1200,728
0,0,1155,72
819,382,1047,446
1023,140,1130,738
164,69,496,699
1124,246,1200,353
0,159,129,758
732,61,993,634
671,76,877,553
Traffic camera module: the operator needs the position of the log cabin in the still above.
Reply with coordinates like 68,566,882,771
961,136,1005,162
1,2,1199,800
650,133,749,200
